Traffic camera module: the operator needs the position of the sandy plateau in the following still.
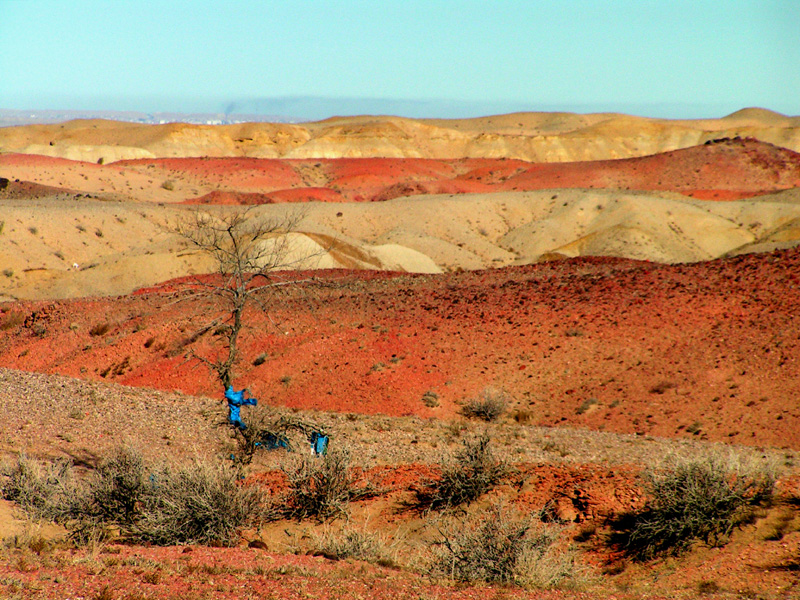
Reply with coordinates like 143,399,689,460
0,111,799,599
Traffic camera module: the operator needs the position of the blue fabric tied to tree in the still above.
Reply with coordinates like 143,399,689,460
225,386,257,430
260,433,291,451
310,431,329,455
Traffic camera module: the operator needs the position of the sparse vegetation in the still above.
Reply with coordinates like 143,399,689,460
280,448,376,522
421,390,440,407
429,504,579,588
609,452,775,560
160,179,175,191
2,268,13,278
1,448,270,547
310,525,396,565
460,388,507,422
417,434,506,510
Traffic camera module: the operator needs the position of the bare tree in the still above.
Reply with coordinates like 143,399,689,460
173,207,319,389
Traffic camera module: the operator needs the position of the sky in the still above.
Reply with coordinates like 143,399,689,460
0,0,798,120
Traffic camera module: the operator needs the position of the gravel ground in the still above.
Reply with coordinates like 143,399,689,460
1,367,793,475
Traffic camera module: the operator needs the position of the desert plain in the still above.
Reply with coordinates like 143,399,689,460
0,109,799,599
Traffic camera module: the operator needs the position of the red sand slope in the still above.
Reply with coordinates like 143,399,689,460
1,248,798,450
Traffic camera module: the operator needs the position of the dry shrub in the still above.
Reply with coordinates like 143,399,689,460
280,448,376,522
4,448,271,547
87,447,149,526
1,454,78,522
310,525,398,566
460,388,507,422
134,460,270,546
609,451,775,560
429,504,580,588
417,434,506,511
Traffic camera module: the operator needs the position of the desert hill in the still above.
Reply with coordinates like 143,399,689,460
3,135,800,302
2,137,798,205
1,111,800,599
1,108,799,162
2,188,800,301
1,248,798,450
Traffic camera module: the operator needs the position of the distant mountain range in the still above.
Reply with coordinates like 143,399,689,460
2,96,779,127
0,108,290,127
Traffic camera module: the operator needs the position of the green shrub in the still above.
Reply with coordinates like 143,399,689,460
611,453,775,560
417,434,506,510
430,504,579,588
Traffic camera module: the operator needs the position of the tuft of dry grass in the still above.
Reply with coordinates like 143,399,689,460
459,388,507,422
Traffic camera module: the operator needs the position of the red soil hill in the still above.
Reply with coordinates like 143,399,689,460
1,248,798,450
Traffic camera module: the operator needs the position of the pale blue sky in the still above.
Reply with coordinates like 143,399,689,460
0,0,797,119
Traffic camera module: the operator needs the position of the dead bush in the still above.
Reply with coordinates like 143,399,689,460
416,434,506,511
310,525,395,564
429,504,580,588
609,452,775,560
4,449,270,547
460,388,507,422
1,454,78,522
281,448,376,522
135,461,271,546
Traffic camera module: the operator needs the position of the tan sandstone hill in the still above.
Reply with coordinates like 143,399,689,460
1,108,798,162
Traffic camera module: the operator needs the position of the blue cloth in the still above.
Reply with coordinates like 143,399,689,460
259,432,291,451
310,431,329,456
225,386,257,429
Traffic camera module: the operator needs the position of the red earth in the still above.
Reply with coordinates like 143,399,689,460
134,137,800,203
2,247,798,451
3,137,794,204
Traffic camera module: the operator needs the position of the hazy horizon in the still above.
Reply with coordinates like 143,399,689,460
1,95,793,124
1,1,798,121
